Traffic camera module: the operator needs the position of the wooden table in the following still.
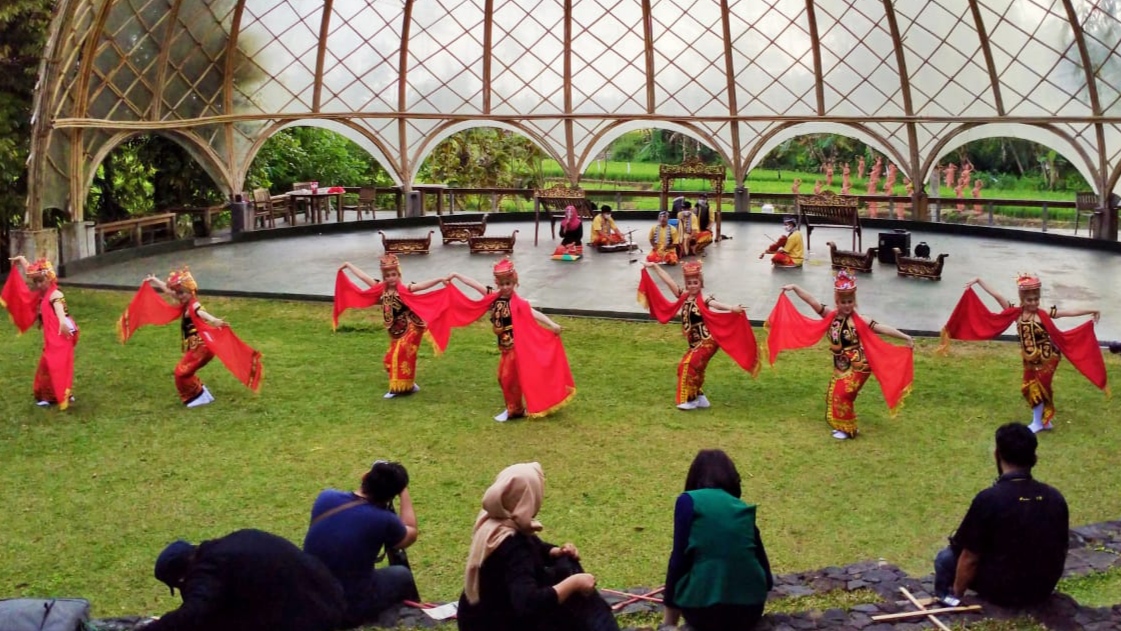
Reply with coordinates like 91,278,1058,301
413,184,448,216
286,190,344,224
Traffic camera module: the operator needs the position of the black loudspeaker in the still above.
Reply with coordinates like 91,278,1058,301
914,241,931,258
877,229,911,264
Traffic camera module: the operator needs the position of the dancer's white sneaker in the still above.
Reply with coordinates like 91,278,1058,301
384,392,396,399
677,400,698,411
1028,418,1045,434
695,395,711,409
832,430,851,440
36,400,50,407
186,386,214,408
410,384,420,394
494,410,510,422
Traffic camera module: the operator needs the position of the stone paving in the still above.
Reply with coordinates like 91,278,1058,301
90,521,1121,631
63,216,1121,340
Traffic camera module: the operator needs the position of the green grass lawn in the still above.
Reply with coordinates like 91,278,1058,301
2,289,1119,617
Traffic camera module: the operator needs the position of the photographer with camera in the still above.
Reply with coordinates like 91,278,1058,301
303,460,419,626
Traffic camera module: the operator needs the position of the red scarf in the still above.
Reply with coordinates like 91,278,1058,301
1,271,40,333
765,292,913,413
332,271,385,330
636,269,760,375
331,270,453,353
3,274,77,408
118,283,264,392
940,288,1108,392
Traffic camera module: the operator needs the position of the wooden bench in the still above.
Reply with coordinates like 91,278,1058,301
797,192,861,251
439,214,487,244
894,248,948,280
469,230,518,254
379,230,434,255
826,241,877,273
95,212,178,253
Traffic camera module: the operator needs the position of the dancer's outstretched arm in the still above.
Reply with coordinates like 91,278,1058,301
965,277,1011,309
706,297,745,314
642,260,681,296
145,274,171,294
1052,307,1101,322
531,308,563,334
196,306,226,328
406,276,450,293
340,262,378,288
782,284,826,316
448,272,489,296
870,321,914,348
8,256,29,274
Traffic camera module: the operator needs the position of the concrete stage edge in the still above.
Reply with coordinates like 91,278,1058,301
61,214,1121,341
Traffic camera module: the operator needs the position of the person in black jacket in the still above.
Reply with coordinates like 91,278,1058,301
457,462,619,631
147,529,345,631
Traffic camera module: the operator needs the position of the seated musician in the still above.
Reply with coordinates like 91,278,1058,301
760,216,803,267
591,205,625,246
685,205,714,256
678,202,695,257
647,211,680,266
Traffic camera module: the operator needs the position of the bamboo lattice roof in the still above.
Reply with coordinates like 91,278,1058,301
25,0,1121,227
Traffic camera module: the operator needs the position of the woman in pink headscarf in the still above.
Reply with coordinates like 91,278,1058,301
555,206,584,256
457,463,618,631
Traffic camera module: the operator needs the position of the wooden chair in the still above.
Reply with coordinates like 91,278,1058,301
252,188,276,229
1075,192,1100,237
341,187,377,221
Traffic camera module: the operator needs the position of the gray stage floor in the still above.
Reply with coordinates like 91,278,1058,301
65,220,1121,340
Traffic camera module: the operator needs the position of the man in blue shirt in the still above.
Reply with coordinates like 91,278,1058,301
303,461,419,625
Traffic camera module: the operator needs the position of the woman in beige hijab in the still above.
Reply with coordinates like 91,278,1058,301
457,463,618,631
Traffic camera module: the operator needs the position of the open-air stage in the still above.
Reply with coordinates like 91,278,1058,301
63,215,1121,342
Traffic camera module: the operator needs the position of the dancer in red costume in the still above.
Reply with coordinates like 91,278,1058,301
2,256,78,408
448,259,574,422
940,274,1106,433
638,259,760,410
118,267,263,406
333,256,449,398
767,271,914,439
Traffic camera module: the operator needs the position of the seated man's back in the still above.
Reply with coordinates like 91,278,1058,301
148,529,345,631
955,473,1068,606
304,489,407,620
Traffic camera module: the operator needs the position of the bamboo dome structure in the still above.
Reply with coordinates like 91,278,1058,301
23,0,1121,240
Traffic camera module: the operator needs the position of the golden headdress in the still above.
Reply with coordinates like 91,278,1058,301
834,269,858,293
682,259,703,279
493,257,517,282
26,258,56,283
167,267,198,293
380,253,401,273
1016,272,1041,292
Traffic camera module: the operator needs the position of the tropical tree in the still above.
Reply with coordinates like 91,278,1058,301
417,127,545,211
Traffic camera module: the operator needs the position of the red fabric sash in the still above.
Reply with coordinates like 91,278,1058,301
117,282,183,343
332,271,385,329
765,292,913,412
191,312,264,393
941,288,1108,391
636,269,760,374
39,283,77,409
1,271,39,333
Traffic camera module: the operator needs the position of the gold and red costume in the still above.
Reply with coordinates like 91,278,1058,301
332,259,434,394
591,213,625,246
765,287,913,434
118,272,264,400
647,223,680,265
681,212,714,254
637,264,760,404
2,260,79,408
939,285,1108,421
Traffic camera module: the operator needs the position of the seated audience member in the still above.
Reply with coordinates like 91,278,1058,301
695,194,711,232
457,462,619,631
663,450,773,631
683,202,714,256
935,423,1068,608
555,206,584,256
591,205,625,246
304,460,419,626
148,528,345,631
647,211,680,265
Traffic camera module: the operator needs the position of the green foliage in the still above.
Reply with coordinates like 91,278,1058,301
416,127,545,210
247,127,391,193
1058,566,1121,607
2,289,1121,616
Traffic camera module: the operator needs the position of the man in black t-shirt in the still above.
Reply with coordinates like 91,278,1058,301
934,423,1068,607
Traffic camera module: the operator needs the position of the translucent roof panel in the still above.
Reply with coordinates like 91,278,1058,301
28,0,1121,227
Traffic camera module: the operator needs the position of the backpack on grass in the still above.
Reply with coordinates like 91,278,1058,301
0,598,91,631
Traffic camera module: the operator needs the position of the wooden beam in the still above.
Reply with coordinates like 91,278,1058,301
75,0,118,118
804,0,824,115
398,0,415,184
871,605,982,622
641,0,655,113
966,0,1005,115
312,0,335,112
151,0,187,120
564,0,574,178
879,0,923,217
719,0,741,180
482,0,494,114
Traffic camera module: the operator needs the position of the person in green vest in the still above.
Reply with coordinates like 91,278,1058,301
662,449,773,631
